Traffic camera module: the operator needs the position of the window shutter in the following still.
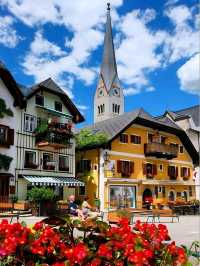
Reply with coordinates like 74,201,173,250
168,166,171,177
87,160,91,171
175,167,178,177
7,128,14,145
153,164,157,175
125,135,128,143
181,167,184,177
117,160,122,173
143,163,147,174
187,168,190,178
130,161,134,174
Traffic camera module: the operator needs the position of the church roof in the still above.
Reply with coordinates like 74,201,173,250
100,3,120,91
78,108,199,164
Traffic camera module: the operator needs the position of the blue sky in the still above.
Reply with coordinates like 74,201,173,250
0,0,199,126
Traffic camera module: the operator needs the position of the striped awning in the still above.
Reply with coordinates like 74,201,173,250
23,175,84,187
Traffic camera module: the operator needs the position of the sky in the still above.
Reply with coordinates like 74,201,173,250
0,0,199,126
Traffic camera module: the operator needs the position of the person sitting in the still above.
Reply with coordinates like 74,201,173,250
68,195,84,219
81,197,99,219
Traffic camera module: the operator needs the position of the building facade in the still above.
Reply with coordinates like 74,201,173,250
76,109,198,210
0,63,85,201
0,62,25,200
76,5,199,210
159,106,200,200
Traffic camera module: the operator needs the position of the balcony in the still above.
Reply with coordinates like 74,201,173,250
144,142,178,159
35,121,73,149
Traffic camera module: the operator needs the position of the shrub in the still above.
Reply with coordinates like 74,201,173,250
27,187,55,202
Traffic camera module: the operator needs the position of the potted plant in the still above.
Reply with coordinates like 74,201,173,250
27,187,55,216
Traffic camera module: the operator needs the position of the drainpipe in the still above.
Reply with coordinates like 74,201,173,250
99,148,105,212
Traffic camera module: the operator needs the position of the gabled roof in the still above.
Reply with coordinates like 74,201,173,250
0,61,25,108
174,105,200,127
24,78,85,123
80,108,199,165
158,105,200,128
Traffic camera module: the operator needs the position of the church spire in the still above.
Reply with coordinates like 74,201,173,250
94,3,124,123
100,3,119,91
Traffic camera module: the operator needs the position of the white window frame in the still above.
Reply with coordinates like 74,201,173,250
130,134,141,145
59,154,69,172
24,150,37,169
24,114,37,132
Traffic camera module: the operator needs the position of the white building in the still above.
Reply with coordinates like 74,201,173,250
0,62,25,199
0,62,85,201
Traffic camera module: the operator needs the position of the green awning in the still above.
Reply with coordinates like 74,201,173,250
23,175,84,187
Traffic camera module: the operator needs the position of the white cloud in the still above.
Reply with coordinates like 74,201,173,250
76,104,89,111
0,16,21,47
145,86,155,92
123,87,141,96
163,5,199,63
116,9,165,88
177,53,200,95
31,31,66,57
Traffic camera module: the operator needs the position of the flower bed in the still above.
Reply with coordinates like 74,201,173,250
0,217,196,265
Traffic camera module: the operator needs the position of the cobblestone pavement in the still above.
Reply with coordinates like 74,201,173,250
0,215,199,247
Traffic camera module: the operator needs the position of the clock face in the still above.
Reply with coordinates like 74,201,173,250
98,89,104,97
112,88,120,96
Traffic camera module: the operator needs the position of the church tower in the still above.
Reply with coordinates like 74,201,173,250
94,3,124,123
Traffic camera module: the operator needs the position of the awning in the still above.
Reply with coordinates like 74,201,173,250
23,175,84,187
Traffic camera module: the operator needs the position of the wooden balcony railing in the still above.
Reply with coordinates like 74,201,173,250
144,142,178,159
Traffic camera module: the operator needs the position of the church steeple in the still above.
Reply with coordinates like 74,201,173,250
94,3,124,123
100,3,119,91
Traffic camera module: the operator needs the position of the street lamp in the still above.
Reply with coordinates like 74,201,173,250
103,151,109,163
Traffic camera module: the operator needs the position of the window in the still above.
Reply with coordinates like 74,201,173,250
117,160,134,177
59,155,69,172
119,134,128,143
77,160,91,172
79,186,86,196
98,106,100,114
179,145,184,153
155,186,158,198
43,153,55,170
130,135,141,144
0,125,14,146
24,151,37,169
35,94,44,106
55,101,62,112
0,127,6,145
148,133,153,143
162,186,166,197
24,114,36,132
160,136,166,144
117,105,120,114
112,104,115,113
181,167,190,178
168,166,178,179
143,163,157,178
109,186,136,209
159,164,163,171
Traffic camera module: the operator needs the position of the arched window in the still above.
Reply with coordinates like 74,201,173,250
114,104,117,113
117,105,120,113
112,104,115,113
98,106,100,114
102,104,105,113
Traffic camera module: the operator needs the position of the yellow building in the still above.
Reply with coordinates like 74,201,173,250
76,4,199,210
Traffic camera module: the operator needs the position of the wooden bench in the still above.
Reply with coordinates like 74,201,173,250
0,202,13,213
147,209,179,223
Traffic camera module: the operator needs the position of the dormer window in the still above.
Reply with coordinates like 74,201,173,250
55,101,62,112
35,94,44,106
